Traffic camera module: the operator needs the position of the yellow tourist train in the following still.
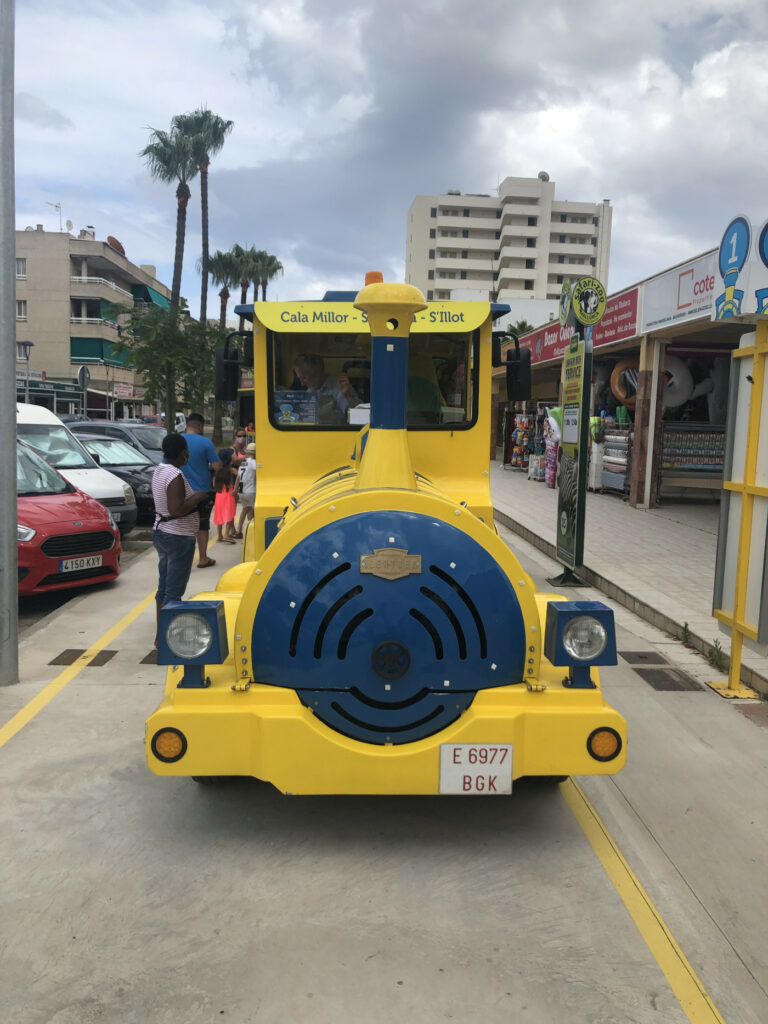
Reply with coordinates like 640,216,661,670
146,274,626,794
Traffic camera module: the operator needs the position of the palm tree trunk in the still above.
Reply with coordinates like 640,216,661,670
219,286,229,331
238,281,248,331
212,285,230,446
171,182,191,309
199,155,210,324
164,364,176,432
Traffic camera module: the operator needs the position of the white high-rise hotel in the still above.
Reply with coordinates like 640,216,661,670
406,174,612,318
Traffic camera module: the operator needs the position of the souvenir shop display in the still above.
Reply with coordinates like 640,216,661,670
658,422,725,498
503,410,534,470
527,405,547,481
601,424,632,495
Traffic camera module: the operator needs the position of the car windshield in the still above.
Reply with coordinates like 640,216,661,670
128,426,165,450
17,423,95,469
16,443,73,496
82,438,153,466
268,330,477,428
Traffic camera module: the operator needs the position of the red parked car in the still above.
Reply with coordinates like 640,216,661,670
17,440,121,595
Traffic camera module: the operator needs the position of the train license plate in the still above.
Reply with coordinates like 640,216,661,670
439,744,513,794
59,555,103,573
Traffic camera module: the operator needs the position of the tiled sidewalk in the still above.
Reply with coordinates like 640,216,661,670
489,458,767,694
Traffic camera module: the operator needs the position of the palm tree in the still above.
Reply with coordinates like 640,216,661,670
171,108,234,325
203,249,239,330
231,244,264,330
139,127,199,309
256,252,284,300
511,318,535,336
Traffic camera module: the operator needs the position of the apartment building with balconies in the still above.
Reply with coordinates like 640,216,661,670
406,175,612,320
14,225,172,415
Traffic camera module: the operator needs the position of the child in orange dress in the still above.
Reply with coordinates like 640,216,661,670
212,453,237,544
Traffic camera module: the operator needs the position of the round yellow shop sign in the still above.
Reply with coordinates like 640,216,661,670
572,277,607,326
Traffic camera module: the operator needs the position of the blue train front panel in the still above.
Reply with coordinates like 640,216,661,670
252,511,526,744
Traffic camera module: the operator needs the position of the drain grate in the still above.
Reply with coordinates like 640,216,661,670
48,649,117,667
635,667,703,691
49,649,85,666
88,650,116,667
735,704,768,728
620,650,670,665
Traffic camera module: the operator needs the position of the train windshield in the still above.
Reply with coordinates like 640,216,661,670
267,329,478,429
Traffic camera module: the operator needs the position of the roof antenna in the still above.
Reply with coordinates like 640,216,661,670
45,201,63,231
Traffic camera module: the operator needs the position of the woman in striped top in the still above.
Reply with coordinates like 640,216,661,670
152,433,209,645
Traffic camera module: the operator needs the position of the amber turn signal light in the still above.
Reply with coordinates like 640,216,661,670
587,727,622,762
151,728,187,763
365,271,384,285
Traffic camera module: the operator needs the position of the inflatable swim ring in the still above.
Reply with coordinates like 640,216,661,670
610,358,640,408
662,354,694,408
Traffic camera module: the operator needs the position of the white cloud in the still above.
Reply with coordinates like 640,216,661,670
13,0,768,311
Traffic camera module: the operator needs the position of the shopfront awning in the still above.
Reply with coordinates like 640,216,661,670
132,284,170,309
70,338,130,366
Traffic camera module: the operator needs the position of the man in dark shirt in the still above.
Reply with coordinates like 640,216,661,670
180,413,222,567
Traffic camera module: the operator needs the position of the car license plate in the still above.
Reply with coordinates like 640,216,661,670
439,744,513,794
112,511,121,521
59,555,103,573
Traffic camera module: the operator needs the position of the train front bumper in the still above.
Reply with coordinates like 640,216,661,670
146,675,626,794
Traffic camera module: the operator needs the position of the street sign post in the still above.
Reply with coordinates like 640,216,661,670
547,277,605,587
77,365,90,417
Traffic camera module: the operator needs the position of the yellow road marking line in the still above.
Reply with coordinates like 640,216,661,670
562,778,727,1024
1,537,222,749
0,591,155,750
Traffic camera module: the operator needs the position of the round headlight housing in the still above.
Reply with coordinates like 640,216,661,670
562,616,608,661
165,613,214,660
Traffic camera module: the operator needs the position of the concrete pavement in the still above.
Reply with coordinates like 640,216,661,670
490,458,768,696
2,512,768,1022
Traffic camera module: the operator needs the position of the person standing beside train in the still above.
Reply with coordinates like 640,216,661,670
180,412,222,568
151,433,209,646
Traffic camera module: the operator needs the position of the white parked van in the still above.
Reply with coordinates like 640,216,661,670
16,404,137,535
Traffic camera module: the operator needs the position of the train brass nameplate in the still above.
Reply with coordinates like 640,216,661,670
360,548,422,581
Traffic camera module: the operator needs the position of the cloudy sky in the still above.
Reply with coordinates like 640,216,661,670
13,0,768,318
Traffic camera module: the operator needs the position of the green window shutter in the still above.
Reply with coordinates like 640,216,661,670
70,337,102,362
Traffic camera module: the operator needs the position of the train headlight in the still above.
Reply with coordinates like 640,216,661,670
544,601,617,667
157,601,230,689
166,613,214,660
562,616,608,661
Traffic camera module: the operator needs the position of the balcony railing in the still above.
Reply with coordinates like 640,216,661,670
70,276,133,300
70,317,119,329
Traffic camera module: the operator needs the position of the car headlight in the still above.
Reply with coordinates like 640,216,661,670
17,523,36,542
562,616,608,661
123,483,135,504
106,510,117,529
165,613,214,660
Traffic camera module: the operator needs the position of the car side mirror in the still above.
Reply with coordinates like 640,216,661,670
91,452,101,465
491,331,504,368
505,333,532,402
215,345,239,402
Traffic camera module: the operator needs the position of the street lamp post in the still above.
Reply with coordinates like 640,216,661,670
17,339,33,403
98,358,113,420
